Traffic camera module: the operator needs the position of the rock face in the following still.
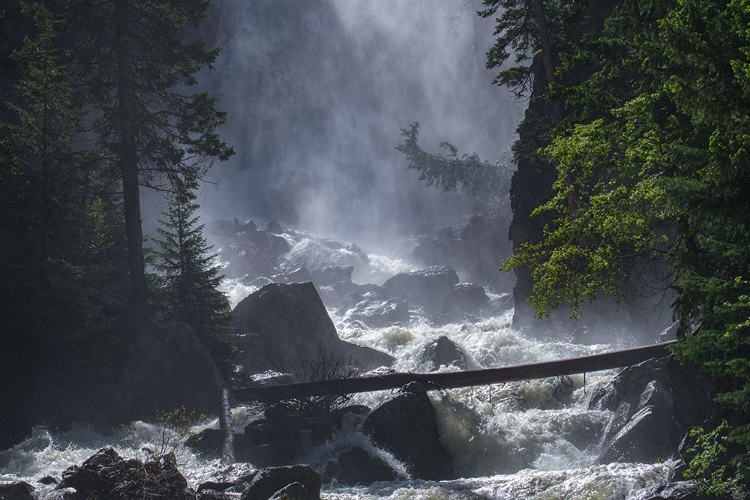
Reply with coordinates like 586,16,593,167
591,356,714,464
231,282,393,377
113,322,224,423
57,447,193,500
363,382,454,480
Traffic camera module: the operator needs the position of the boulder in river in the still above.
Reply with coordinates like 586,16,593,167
363,382,455,480
382,266,459,311
591,356,714,464
0,481,35,500
239,465,320,500
231,282,393,377
417,336,468,371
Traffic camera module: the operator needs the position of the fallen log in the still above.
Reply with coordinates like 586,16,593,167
234,340,677,403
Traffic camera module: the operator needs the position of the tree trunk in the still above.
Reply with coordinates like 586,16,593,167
115,0,147,317
235,341,676,403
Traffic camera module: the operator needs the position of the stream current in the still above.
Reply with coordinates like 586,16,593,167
0,253,677,499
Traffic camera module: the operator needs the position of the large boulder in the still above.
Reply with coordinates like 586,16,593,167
417,336,468,371
231,282,393,376
321,447,399,485
113,322,224,423
240,465,320,500
0,481,35,500
382,267,459,311
363,382,454,480
590,356,714,464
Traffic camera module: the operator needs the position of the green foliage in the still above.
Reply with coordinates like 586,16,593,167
153,171,236,378
498,0,750,492
396,122,511,198
480,0,578,96
684,421,750,498
124,405,205,464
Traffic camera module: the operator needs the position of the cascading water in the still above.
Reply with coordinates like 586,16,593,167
0,242,678,499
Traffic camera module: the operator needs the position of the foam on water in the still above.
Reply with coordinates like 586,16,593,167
1,243,675,498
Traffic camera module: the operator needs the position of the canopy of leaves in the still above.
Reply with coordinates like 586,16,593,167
501,0,750,491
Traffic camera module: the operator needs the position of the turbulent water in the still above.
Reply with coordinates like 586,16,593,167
0,250,677,499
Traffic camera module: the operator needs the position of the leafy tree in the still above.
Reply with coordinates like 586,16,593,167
501,0,750,492
67,0,234,318
153,170,235,377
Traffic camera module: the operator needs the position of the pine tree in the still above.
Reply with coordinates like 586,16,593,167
154,171,235,378
67,0,234,318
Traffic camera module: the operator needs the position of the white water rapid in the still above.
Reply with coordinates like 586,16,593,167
0,250,677,499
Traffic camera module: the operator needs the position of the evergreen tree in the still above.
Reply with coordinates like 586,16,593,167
153,170,235,378
67,0,234,318
0,1,126,444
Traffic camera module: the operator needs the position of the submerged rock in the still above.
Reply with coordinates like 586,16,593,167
363,382,454,480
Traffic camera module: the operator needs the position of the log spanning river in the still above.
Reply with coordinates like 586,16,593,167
0,248,679,499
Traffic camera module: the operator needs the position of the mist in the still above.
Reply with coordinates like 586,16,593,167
192,0,524,251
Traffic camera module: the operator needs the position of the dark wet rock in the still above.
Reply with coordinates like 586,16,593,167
0,481,35,500
236,405,369,467
197,491,231,500
58,447,194,500
240,465,320,500
631,480,702,500
269,481,317,500
591,356,715,464
113,322,224,423
322,447,399,486
39,475,58,485
231,282,393,376
197,481,235,493
363,382,454,480
451,283,490,313
418,336,468,371
345,298,410,328
382,267,459,311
